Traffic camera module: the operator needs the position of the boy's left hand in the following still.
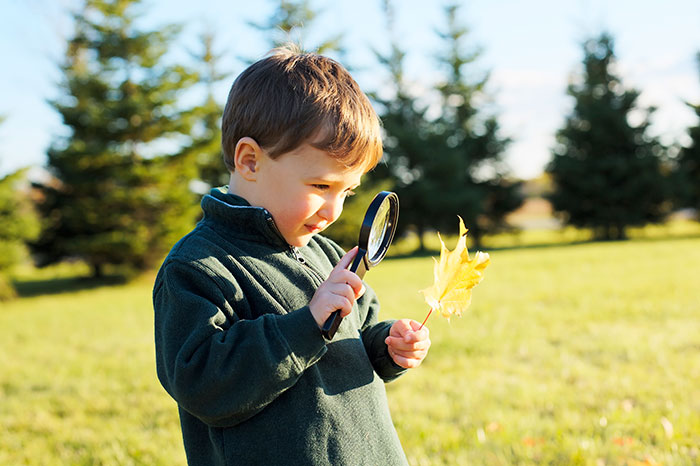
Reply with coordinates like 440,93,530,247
385,319,431,369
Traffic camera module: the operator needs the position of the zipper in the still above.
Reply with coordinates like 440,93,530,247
290,246,306,264
290,246,326,284
264,210,285,243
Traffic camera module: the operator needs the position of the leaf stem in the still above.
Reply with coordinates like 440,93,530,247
419,308,433,330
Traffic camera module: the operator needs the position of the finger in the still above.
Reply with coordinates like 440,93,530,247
402,320,428,340
388,350,424,369
389,319,413,338
356,283,366,299
402,327,429,344
385,335,430,352
334,246,358,272
389,343,429,361
336,269,362,291
408,319,426,332
334,269,364,295
334,282,358,307
392,347,428,363
332,295,353,317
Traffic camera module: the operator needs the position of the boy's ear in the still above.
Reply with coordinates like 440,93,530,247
234,137,263,181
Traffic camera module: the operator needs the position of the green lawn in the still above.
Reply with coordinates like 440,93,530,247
1,235,699,465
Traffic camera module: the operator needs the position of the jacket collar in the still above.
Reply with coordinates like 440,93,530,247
200,187,289,248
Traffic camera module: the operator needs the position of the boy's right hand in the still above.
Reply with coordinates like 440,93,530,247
309,246,366,330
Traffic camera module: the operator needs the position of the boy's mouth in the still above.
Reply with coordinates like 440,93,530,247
304,223,326,233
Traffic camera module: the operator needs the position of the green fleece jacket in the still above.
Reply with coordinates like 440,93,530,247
153,188,409,466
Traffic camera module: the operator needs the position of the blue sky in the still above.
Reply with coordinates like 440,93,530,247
1,0,699,179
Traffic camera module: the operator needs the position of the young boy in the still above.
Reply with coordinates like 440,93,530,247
153,46,431,466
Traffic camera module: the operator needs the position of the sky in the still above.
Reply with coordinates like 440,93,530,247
0,0,699,180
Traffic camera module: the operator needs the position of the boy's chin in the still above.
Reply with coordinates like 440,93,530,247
287,234,314,248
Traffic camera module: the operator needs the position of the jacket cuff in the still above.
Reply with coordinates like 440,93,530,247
365,320,408,382
274,306,327,370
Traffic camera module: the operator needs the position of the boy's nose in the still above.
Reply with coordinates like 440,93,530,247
319,195,345,224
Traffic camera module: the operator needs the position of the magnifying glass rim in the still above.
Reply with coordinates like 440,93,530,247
321,190,399,340
357,191,399,267
367,200,390,259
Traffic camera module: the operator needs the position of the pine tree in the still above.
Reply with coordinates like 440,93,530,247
34,0,200,277
432,3,522,246
372,0,436,251
191,32,229,189
675,52,700,214
547,33,669,240
376,2,521,249
0,167,41,299
249,0,343,54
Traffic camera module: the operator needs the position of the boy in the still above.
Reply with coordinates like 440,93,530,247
153,46,430,466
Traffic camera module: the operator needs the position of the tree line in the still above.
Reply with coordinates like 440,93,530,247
1,0,699,299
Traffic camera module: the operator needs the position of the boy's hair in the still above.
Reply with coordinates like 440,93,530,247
221,45,383,173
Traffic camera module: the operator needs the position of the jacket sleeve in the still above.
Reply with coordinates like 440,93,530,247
153,259,327,428
358,286,408,383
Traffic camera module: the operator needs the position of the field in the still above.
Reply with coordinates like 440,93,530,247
1,233,699,465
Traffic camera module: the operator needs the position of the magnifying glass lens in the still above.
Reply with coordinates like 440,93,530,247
367,198,391,261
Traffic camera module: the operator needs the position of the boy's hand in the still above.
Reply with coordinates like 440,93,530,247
385,319,431,369
309,247,365,330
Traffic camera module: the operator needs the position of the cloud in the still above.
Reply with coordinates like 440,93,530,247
490,55,700,178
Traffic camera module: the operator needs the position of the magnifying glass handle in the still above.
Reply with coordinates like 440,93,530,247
321,310,343,340
321,250,368,340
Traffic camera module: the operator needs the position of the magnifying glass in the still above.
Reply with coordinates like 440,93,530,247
321,191,400,340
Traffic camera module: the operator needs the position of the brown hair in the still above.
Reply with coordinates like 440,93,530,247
221,45,382,173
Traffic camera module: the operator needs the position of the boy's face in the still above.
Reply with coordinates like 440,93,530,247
252,144,364,248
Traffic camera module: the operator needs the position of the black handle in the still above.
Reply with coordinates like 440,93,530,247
320,250,368,340
321,310,343,339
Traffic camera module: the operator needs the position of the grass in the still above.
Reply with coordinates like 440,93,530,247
374,235,700,465
0,272,182,465
388,219,700,254
1,232,699,465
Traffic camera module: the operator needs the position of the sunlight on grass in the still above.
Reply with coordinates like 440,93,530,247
0,273,185,465
370,236,700,465
1,233,699,464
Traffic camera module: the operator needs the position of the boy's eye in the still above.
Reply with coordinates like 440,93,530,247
311,184,356,197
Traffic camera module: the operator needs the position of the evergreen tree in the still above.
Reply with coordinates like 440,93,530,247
34,0,200,277
675,52,700,214
191,32,229,189
547,33,669,240
375,2,520,249
249,0,343,55
372,0,436,250
432,3,522,246
0,167,41,299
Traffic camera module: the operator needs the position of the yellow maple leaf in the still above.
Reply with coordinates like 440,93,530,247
420,217,490,320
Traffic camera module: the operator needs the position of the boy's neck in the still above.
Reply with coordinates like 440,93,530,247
228,173,263,210
227,173,246,198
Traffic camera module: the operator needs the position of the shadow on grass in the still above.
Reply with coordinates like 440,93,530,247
14,274,129,298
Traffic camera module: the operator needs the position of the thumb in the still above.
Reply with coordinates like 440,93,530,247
390,319,413,338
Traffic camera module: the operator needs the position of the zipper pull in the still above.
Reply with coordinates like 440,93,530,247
291,246,306,264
